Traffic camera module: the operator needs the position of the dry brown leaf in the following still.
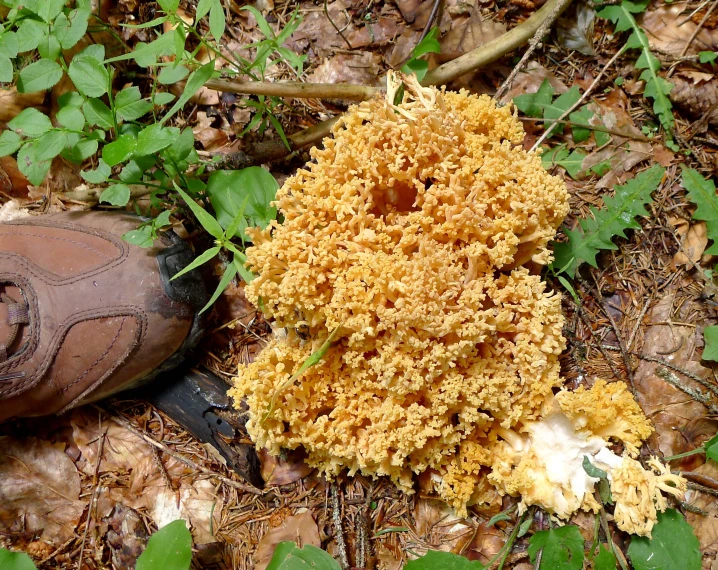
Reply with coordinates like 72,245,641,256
346,17,402,48
309,52,383,87
0,88,45,122
685,461,718,569
672,221,708,268
642,3,718,57
376,544,403,570
406,498,474,556
671,74,718,127
105,504,149,569
259,447,314,486
556,0,596,56
0,436,84,545
253,511,321,570
387,29,423,68
395,0,451,30
439,7,506,61
287,1,355,51
501,63,569,104
653,143,676,167
0,156,30,199
192,111,231,151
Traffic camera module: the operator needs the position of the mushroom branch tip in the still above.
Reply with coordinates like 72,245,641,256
230,75,684,528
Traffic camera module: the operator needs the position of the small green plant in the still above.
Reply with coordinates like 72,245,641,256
267,541,341,569
627,509,701,570
401,27,441,81
597,0,676,149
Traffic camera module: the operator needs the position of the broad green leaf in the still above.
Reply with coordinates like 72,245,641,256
153,92,176,105
136,520,192,570
541,145,570,170
37,0,66,23
38,34,61,59
16,142,52,186
705,433,718,462
206,168,279,236
59,92,85,108
119,156,155,184
17,59,63,93
173,25,185,58
543,85,581,134
53,8,90,50
0,56,12,82
402,58,429,81
105,31,174,65
157,0,180,14
57,106,86,131
81,43,105,61
102,135,137,166
0,131,22,157
196,0,213,20
0,31,19,58
569,105,593,143
0,548,37,570
162,128,194,162
8,108,52,137
594,545,617,570
69,138,98,162
411,26,441,58
628,510,700,570
100,183,131,206
552,165,665,277
171,245,221,281
200,260,237,314
404,550,484,570
83,98,114,129
528,526,584,570
123,224,154,247
81,159,111,183
68,54,109,97
266,542,341,570
161,59,215,124
16,19,45,52
209,0,225,40
700,51,718,64
158,64,189,85
114,86,153,122
513,79,555,118
174,184,225,239
135,123,178,156
703,326,718,362
681,166,718,254
558,149,587,179
35,130,67,160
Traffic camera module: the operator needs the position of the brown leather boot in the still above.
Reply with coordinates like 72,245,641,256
0,211,206,422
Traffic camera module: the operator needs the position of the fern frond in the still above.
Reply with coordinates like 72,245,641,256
552,165,665,277
681,166,718,255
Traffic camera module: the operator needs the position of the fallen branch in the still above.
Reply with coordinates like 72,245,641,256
205,78,380,101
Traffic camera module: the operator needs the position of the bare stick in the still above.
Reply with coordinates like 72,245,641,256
679,0,718,57
205,78,379,101
530,48,623,152
77,423,106,570
331,483,350,569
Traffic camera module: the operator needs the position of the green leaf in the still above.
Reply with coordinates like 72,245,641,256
703,326,718,362
0,548,37,570
162,127,194,162
37,0,66,23
402,58,429,81
528,525,584,570
593,545,617,570
582,456,608,479
83,98,114,129
627,509,700,570
100,183,131,206
569,106,593,143
541,145,570,170
161,59,215,124
196,0,213,20
543,86,581,134
242,6,275,39
266,542,342,570
158,64,189,85
705,433,718,462
114,86,153,122
681,166,718,254
16,142,52,185
38,34,61,59
173,25,186,58
102,135,137,167
68,54,109,97
558,149,587,179
56,106,86,131
200,260,237,314
209,0,226,40
81,159,111,183
0,56,12,82
171,245,221,281
206,168,279,236
404,550,484,570
53,8,91,50
123,224,155,247
119,156,155,183
136,520,192,570
174,184,225,239
552,165,665,277
8,108,52,137
699,51,718,64
17,59,63,93
69,138,98,162
135,123,178,156
233,251,255,284
0,31,19,58
35,130,67,160
411,26,441,58
513,79,555,118
16,19,45,53
157,0,180,14
153,92,176,105
0,131,23,157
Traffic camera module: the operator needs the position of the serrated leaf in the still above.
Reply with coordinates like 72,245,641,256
114,86,153,122
0,31,19,58
552,165,665,277
53,8,90,50
83,98,114,129
68,54,109,97
37,0,65,23
627,509,700,570
544,85,581,134
102,134,137,166
593,545,617,570
38,34,61,59
0,131,22,157
153,92,176,105
8,108,52,137
16,143,52,186
16,19,45,53
136,520,192,570
0,547,37,570
558,148,587,179
266,542,343,570
17,59,63,93
528,525,584,570
69,138,98,162
158,64,189,85
35,130,67,160
135,123,178,156
513,79,555,118
541,145,570,170
123,224,154,247
404,550,484,569
100,183,131,206
680,166,718,255
81,159,111,183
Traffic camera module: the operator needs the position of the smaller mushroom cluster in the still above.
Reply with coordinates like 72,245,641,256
230,74,685,535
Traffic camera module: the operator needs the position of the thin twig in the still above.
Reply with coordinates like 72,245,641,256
493,0,574,101
324,0,352,49
679,0,718,57
205,78,379,101
530,48,623,152
418,0,444,43
331,483,350,569
77,423,107,570
626,296,653,351
577,306,627,382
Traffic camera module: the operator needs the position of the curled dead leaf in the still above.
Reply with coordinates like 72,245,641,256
671,221,708,269
259,447,314,486
641,4,718,57
0,88,45,123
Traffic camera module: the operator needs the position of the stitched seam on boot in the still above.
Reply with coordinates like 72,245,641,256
59,317,127,395
0,250,130,286
0,231,113,260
